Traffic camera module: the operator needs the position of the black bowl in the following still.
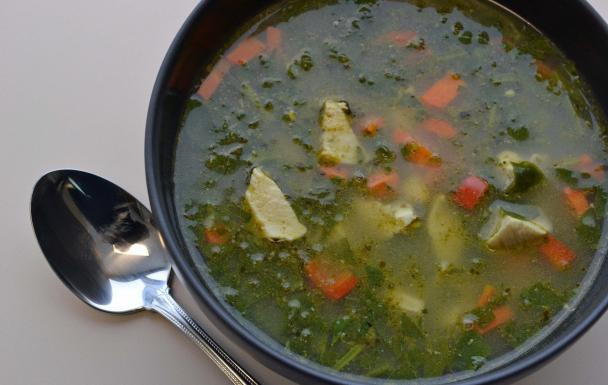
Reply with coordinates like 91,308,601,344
145,1,608,384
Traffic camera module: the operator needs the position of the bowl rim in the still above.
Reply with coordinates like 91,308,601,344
145,1,608,384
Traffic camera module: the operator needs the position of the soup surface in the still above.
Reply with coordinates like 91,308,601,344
175,0,608,379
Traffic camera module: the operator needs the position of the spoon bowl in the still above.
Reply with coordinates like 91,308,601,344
31,169,169,313
31,169,259,385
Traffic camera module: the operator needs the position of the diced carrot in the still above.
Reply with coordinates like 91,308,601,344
578,154,605,181
453,176,489,211
477,305,514,335
226,37,266,65
535,60,555,79
539,235,576,270
392,130,442,168
320,165,350,180
563,187,590,217
204,226,229,245
402,142,442,168
422,118,457,139
477,285,496,308
420,72,465,109
385,31,417,47
197,59,231,101
305,259,358,300
266,26,282,52
361,117,384,136
367,170,400,199
392,129,415,145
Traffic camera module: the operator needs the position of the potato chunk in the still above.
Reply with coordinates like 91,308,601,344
427,195,465,269
389,289,425,315
401,175,430,204
245,168,307,241
340,199,418,250
318,100,364,164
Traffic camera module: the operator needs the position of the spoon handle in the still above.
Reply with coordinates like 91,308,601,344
150,288,260,385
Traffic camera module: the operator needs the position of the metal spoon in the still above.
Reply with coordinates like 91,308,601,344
31,169,259,385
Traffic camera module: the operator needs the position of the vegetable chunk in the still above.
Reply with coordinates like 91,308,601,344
401,138,442,167
477,285,496,307
361,117,384,136
367,170,399,198
453,176,489,210
563,187,589,217
476,305,514,335
318,100,365,164
427,195,465,269
204,227,229,245
420,72,465,109
401,175,431,203
227,37,266,65
245,168,307,241
389,289,425,314
305,259,357,300
342,199,418,249
197,59,231,101
266,26,283,51
539,235,576,270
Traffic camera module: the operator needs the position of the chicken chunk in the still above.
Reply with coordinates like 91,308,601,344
480,203,551,249
245,168,307,241
318,100,365,164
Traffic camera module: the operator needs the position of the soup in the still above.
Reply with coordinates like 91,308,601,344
174,0,607,379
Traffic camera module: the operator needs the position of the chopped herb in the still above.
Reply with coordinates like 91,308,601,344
334,344,365,370
520,283,566,323
555,168,578,186
459,31,473,45
283,109,297,123
506,161,544,194
478,31,490,44
453,331,490,371
507,126,529,141
205,152,248,174
373,145,396,165
500,321,540,346
365,265,385,288
241,81,261,108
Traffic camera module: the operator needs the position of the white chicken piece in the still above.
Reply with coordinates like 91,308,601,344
480,205,551,249
383,201,418,230
318,100,365,164
389,289,426,315
479,200,553,249
496,150,521,190
245,168,307,241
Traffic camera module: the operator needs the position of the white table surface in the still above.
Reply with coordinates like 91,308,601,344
2,1,608,384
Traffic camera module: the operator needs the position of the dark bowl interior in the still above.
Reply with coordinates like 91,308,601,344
145,1,608,384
